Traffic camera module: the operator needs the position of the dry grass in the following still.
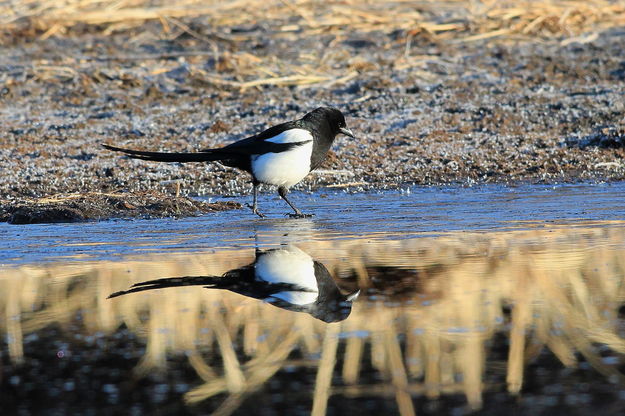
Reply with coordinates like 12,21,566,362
2,222,625,413
3,1,625,90
3,0,625,40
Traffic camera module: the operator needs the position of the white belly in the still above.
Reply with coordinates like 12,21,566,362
251,129,313,188
255,246,318,306
271,288,319,305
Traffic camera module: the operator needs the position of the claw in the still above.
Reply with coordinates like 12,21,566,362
246,203,266,218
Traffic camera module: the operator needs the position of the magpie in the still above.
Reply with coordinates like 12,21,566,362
102,107,354,218
108,245,360,323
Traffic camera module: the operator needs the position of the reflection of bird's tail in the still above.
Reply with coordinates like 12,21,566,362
108,275,219,299
102,144,228,163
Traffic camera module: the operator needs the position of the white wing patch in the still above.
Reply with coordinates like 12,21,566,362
264,128,313,144
255,246,318,306
252,129,313,187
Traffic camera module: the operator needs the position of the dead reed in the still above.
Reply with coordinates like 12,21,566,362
4,0,625,40
3,1,625,89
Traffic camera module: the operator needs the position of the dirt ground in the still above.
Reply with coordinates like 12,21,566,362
1,2,624,222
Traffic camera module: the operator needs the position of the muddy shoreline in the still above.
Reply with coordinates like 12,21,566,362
1,18,624,223
0,191,240,224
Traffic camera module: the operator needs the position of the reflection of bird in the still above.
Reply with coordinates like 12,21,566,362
108,246,359,323
103,107,354,218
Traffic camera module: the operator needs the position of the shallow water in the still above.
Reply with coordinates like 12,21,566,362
2,182,624,264
2,183,625,414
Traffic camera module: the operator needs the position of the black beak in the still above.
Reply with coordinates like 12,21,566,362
339,127,355,138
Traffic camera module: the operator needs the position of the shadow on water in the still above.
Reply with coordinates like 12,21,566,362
2,184,625,414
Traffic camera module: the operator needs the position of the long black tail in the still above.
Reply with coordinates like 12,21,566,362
108,275,220,299
102,144,227,163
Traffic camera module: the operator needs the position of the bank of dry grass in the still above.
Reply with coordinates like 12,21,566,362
2,0,625,212
4,0,625,41
5,0,622,91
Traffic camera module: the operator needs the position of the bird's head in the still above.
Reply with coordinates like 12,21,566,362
305,107,355,139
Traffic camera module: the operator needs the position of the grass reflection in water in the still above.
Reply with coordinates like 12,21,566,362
2,222,625,414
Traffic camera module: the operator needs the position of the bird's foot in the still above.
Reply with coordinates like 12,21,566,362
287,212,314,219
246,204,266,218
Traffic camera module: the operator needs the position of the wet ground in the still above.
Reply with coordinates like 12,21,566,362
1,15,625,222
2,184,625,415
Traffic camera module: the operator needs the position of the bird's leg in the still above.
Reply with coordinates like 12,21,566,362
278,186,313,218
246,181,265,218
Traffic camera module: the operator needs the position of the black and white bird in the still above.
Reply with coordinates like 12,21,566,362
102,107,354,218
108,245,360,323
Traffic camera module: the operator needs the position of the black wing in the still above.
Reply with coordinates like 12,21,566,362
108,264,305,300
202,120,311,156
